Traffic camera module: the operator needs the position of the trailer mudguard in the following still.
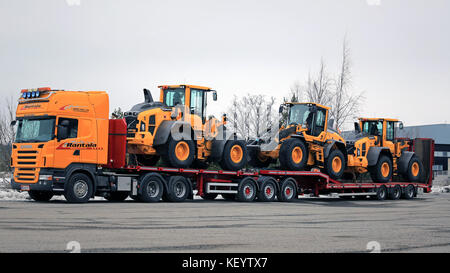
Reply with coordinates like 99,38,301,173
153,120,192,146
366,147,391,166
323,140,347,159
397,151,415,175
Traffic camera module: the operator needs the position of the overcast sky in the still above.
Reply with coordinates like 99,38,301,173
1,0,449,129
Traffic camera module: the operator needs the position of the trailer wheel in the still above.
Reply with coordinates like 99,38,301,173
201,193,218,200
257,177,277,202
220,140,248,171
372,185,387,200
402,184,415,200
104,192,129,202
277,178,297,202
222,194,236,201
64,173,93,203
138,174,164,202
165,137,195,168
369,155,393,183
28,190,54,202
388,185,402,200
166,176,190,202
248,149,271,168
237,177,257,202
324,149,346,180
405,156,423,182
279,138,308,171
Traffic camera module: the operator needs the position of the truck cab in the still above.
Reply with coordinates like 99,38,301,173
11,87,109,199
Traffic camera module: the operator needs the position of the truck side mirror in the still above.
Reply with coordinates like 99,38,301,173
354,122,361,133
399,122,404,130
279,105,284,114
10,120,16,126
212,91,217,101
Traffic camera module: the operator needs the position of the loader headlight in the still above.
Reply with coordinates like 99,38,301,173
140,122,146,132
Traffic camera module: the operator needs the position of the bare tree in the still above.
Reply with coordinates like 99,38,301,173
305,59,333,106
111,107,124,119
0,96,17,171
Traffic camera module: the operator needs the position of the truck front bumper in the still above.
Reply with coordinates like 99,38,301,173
11,169,66,193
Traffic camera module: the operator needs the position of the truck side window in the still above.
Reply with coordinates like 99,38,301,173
58,118,78,139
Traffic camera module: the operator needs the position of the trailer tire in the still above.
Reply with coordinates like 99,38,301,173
369,155,393,183
64,173,93,203
277,178,297,202
388,185,402,200
402,184,415,200
28,190,54,202
201,193,218,200
324,149,346,180
104,192,129,202
372,185,387,200
405,156,423,182
220,140,248,171
165,176,190,202
138,175,164,202
279,138,308,171
257,177,277,202
222,194,236,201
237,177,257,202
166,137,195,168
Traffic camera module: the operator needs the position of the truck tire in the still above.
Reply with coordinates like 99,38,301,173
372,185,387,200
248,149,271,168
237,177,257,202
138,174,164,202
369,155,393,183
165,176,190,202
277,178,297,202
324,149,346,180
257,177,277,202
165,137,195,168
402,184,415,200
201,193,218,200
220,140,248,171
104,191,129,202
222,194,236,201
279,138,308,171
64,173,93,203
388,185,402,200
405,156,423,182
28,190,54,202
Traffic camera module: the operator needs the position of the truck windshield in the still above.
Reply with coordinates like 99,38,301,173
15,117,56,143
288,104,311,125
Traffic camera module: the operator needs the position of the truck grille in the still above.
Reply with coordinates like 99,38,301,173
14,150,39,183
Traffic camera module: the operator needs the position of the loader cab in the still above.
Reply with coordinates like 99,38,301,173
359,118,402,155
286,102,329,138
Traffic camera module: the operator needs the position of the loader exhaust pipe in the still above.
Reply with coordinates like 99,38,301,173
143,88,153,103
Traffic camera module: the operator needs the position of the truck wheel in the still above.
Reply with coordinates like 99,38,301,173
136,155,160,166
166,137,195,168
237,177,257,202
248,149,271,168
372,185,387,200
257,177,277,202
28,190,54,202
201,193,218,200
405,156,423,182
104,192,129,202
166,176,190,202
324,149,346,180
369,155,392,183
388,185,402,200
220,140,248,171
402,184,415,200
277,178,297,202
222,194,236,201
138,174,164,202
279,138,308,171
64,173,93,203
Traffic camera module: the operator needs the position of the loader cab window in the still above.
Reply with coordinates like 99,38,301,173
362,121,383,137
163,88,185,107
311,108,326,136
57,118,78,139
190,89,206,123
386,121,395,141
288,104,310,126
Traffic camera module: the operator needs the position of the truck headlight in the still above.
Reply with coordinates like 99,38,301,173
39,175,53,181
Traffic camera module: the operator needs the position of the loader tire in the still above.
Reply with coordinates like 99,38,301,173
248,149,271,168
279,138,308,171
165,137,195,168
405,156,423,182
220,140,248,171
324,149,346,180
136,155,160,166
369,155,393,183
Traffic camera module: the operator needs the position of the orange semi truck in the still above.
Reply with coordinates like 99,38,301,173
10,87,435,203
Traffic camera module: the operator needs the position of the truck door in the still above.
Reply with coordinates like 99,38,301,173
54,117,80,168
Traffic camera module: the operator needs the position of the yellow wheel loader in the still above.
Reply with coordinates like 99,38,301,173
345,118,424,183
125,85,247,171
247,102,347,179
